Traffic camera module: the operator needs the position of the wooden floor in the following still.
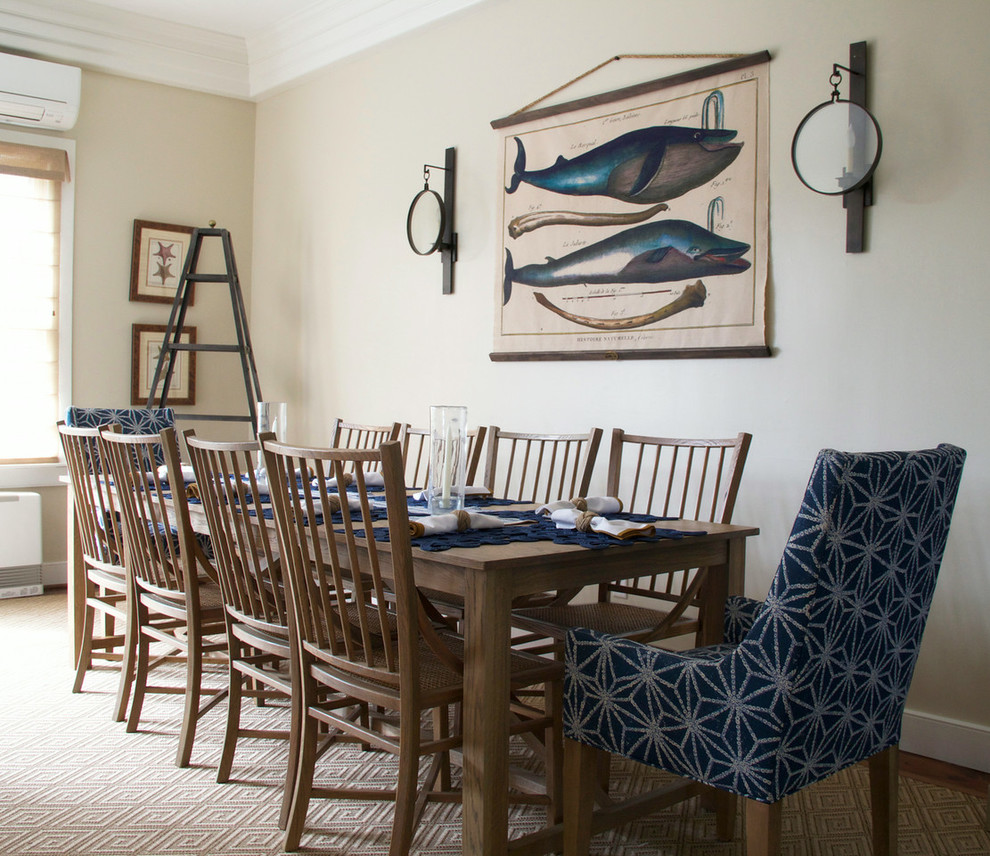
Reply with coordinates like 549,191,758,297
900,751,989,798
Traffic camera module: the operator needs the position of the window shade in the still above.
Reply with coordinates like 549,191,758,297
0,141,70,182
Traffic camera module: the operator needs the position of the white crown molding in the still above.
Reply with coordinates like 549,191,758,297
0,0,250,98
247,0,486,98
0,0,486,101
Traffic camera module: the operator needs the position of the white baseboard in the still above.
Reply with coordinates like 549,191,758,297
42,560,67,587
901,708,990,772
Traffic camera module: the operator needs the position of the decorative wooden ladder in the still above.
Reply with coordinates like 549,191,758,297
146,224,262,434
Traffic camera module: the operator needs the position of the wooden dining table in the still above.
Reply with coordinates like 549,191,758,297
66,486,758,856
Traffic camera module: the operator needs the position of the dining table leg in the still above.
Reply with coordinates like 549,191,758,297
461,566,512,856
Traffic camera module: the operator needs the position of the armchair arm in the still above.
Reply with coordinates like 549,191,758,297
563,625,786,803
724,595,763,644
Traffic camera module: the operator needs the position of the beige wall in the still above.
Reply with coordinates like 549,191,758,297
4,71,255,581
251,0,990,768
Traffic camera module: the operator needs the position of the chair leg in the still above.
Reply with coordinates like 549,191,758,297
868,745,899,856
433,705,452,792
715,790,737,840
562,737,598,856
744,798,782,856
112,580,137,722
390,726,422,856
283,698,320,851
176,620,203,768
125,604,151,734
545,676,564,825
71,598,96,693
279,645,304,831
217,654,244,783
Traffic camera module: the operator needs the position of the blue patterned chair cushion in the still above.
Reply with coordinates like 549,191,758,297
64,407,210,555
564,444,966,805
66,407,175,465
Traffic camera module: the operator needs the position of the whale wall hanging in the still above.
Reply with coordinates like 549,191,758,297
490,51,771,361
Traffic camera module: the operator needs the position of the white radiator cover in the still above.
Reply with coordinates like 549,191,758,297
0,492,43,598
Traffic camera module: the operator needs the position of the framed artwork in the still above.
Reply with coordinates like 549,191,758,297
129,219,194,304
490,52,771,361
131,323,196,406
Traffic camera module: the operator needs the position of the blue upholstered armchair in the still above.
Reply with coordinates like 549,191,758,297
562,445,966,856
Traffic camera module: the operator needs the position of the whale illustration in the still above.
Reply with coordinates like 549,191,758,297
502,220,750,305
505,126,743,204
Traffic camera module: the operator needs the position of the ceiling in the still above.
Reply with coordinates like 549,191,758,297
0,0,486,99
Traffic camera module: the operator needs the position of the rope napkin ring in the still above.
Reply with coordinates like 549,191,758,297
572,510,597,532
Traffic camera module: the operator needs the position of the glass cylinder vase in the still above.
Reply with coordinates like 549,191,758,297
256,400,287,479
427,405,467,515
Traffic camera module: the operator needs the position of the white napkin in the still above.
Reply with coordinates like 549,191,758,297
549,507,655,540
409,512,527,538
535,496,623,516
321,471,386,489
157,463,195,484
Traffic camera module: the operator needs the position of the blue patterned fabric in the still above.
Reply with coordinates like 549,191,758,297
66,407,175,465
564,445,966,805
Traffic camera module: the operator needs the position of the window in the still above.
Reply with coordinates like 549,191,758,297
0,132,74,469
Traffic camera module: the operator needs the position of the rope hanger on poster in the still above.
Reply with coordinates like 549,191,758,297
509,53,747,117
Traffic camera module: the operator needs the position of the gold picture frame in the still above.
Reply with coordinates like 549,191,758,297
129,219,194,304
131,323,196,406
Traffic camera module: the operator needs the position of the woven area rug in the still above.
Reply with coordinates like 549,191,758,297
2,591,988,856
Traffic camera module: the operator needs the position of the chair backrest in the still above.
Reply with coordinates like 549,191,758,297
739,444,966,792
98,425,203,602
183,430,286,634
600,430,752,621
606,430,751,523
483,426,603,503
262,438,453,703
399,424,488,489
328,419,402,472
66,407,175,465
58,422,125,573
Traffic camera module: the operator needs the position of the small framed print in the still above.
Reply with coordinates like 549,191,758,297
131,323,197,406
129,219,194,304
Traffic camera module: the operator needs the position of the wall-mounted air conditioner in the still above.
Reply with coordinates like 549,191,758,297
0,51,81,130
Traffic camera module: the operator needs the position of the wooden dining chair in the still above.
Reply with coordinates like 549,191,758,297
60,407,177,720
98,425,228,767
512,430,751,647
398,423,488,489
328,418,401,471
483,426,603,503
262,438,563,855
183,429,299,827
59,422,133,720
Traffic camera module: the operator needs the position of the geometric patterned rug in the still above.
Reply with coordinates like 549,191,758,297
2,591,988,856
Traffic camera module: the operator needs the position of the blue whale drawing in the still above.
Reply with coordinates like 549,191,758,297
505,126,743,204
503,220,750,305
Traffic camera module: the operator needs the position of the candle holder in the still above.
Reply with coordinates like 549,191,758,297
427,405,467,515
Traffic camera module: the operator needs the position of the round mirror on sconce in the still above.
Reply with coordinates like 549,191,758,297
406,186,446,255
792,99,882,195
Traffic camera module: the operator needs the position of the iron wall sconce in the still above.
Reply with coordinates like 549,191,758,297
407,146,457,293
792,41,882,252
